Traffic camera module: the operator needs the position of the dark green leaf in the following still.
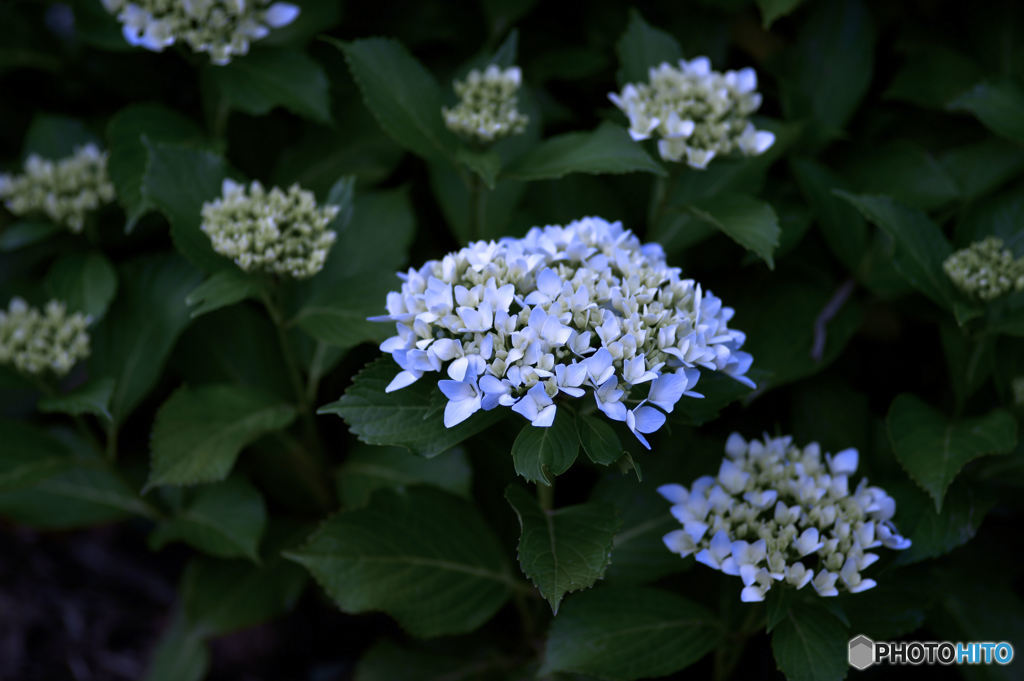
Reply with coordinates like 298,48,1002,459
577,413,623,465
335,445,472,508
502,122,665,181
0,420,72,491
319,356,504,458
890,480,996,565
540,586,720,680
757,0,804,27
615,9,683,87
771,603,849,681
185,269,264,319
686,193,780,268
940,140,1024,203
143,611,209,681
885,45,983,109
948,78,1024,145
202,47,331,123
141,140,232,272
511,408,579,485
887,394,1017,511
37,377,115,422
148,384,297,487
150,476,267,560
334,37,457,160
286,487,512,637
292,270,398,349
44,251,117,319
505,484,620,613
89,254,202,424
842,141,960,211
23,114,99,159
0,221,62,251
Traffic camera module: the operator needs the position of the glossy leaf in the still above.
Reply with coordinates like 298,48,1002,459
510,408,579,485
44,251,117,319
336,445,472,508
686,193,780,268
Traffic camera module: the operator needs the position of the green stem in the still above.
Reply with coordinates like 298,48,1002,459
650,166,677,229
468,172,488,241
537,480,554,511
713,604,762,681
306,340,327,407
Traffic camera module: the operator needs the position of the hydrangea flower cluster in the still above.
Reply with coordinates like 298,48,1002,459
0,144,115,233
442,65,529,143
659,433,911,602
200,179,340,279
943,237,1024,301
609,57,775,169
0,298,90,377
102,0,299,65
373,216,753,448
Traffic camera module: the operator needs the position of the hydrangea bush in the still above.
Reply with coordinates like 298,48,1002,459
1,2,1022,681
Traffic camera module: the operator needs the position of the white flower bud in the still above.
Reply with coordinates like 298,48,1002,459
442,64,528,143
0,298,90,377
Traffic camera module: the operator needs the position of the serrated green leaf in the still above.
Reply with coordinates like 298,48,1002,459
843,141,960,211
292,270,399,349
511,409,579,485
505,484,619,613
540,585,719,680
940,140,1024,203
106,103,207,229
286,486,512,637
502,122,665,181
0,221,62,251
771,603,849,681
181,552,308,637
671,370,759,426
890,480,996,566
202,47,331,123
89,254,202,424
37,376,115,422
23,114,99,159
148,384,297,487
948,78,1024,145
837,192,958,307
576,412,623,465
185,269,264,319
141,140,233,272
790,158,867,271
757,0,804,27
319,356,503,458
334,37,457,161
149,476,267,561
143,611,209,681
887,394,1016,511
615,9,683,87
0,420,73,491
44,251,117,319
336,445,472,508
686,193,780,268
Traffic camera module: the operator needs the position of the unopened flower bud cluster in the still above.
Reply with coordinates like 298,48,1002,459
609,57,775,169
943,237,1024,301
659,433,911,602
201,179,339,279
102,0,299,65
373,216,753,448
443,65,529,143
0,145,115,233
0,298,90,377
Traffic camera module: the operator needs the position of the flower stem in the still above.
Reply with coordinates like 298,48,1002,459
305,340,328,407
537,479,554,511
468,172,488,241
650,165,678,229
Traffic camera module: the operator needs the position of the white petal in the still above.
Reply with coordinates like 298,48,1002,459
264,2,300,27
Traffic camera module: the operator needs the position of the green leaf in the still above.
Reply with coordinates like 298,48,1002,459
540,585,720,680
957,187,1024,256
23,114,99,159
0,420,72,491
941,140,1024,204
202,47,331,123
336,445,472,509
837,192,957,307
671,370,759,426
511,408,579,485
890,481,996,566
842,141,960,211
143,611,209,681
757,0,804,27
686,193,780,268
502,122,665,181
292,270,399,349
37,376,115,423
456,147,501,189
615,9,683,87
141,140,232,272
576,412,623,465
106,103,207,228
887,394,1017,511
148,384,297,487
884,44,983,109
335,37,457,161
840,571,929,640
779,0,875,143
771,603,849,681
181,552,308,637
44,251,117,319
0,221,62,251
149,476,267,561
185,269,264,319
948,78,1024,145
505,484,619,613
286,486,511,637
318,356,503,458
89,254,202,424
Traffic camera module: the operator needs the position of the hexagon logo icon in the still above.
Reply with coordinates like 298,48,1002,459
848,635,875,670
